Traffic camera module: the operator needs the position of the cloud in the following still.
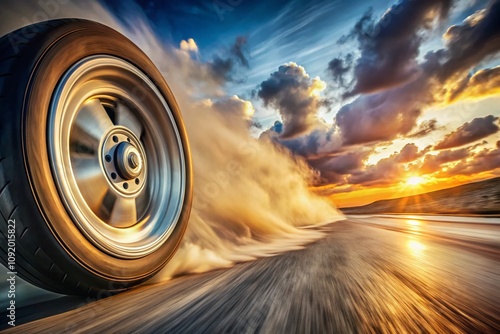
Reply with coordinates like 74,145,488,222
437,1,500,81
345,143,424,186
335,77,429,145
339,0,452,96
438,145,500,176
180,38,199,53
332,0,500,147
259,120,284,140
310,149,371,184
446,66,500,102
408,119,440,138
347,158,402,186
327,54,353,88
396,143,423,163
419,148,471,174
204,36,250,85
273,0,500,188
257,62,327,138
259,119,343,163
161,35,251,97
231,36,249,68
320,151,369,174
434,115,500,150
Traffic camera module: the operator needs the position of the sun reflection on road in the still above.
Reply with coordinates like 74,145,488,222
407,219,420,227
405,220,426,256
406,219,422,235
407,239,426,257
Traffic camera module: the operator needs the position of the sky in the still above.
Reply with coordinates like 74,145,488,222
102,0,500,207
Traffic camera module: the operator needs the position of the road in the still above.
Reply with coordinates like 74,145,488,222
2,215,500,333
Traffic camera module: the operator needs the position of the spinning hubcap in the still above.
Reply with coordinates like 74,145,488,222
48,55,186,258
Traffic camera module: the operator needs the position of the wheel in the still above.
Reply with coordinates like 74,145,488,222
0,19,192,296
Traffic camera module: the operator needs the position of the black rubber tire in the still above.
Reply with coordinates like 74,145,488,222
0,19,193,296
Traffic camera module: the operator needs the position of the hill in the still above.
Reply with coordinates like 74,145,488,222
341,177,500,215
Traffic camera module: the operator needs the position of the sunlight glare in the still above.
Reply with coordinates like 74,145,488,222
408,239,426,257
407,219,420,226
406,176,424,186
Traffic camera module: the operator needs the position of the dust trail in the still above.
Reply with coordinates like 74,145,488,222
0,1,343,279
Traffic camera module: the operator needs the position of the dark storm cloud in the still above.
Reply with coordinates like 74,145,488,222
437,0,500,81
331,0,453,146
309,150,370,185
257,63,326,138
335,77,430,145
261,122,342,160
435,115,500,150
333,0,500,147
316,150,369,175
279,131,323,157
339,0,452,96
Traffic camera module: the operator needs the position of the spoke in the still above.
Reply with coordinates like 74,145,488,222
109,197,137,228
115,103,143,137
70,126,99,156
71,154,109,212
74,99,114,143
136,188,151,219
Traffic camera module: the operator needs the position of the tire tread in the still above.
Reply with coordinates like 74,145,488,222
0,20,95,296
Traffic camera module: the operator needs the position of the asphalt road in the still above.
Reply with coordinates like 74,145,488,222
2,215,500,333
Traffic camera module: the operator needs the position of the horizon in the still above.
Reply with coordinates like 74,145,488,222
338,175,500,208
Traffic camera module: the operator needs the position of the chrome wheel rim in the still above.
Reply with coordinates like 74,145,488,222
48,55,186,259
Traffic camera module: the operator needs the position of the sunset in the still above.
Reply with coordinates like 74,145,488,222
142,0,500,209
406,176,425,186
0,0,499,333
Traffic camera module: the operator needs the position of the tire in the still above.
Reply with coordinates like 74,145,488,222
0,19,193,296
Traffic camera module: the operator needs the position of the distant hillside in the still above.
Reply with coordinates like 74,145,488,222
341,177,500,215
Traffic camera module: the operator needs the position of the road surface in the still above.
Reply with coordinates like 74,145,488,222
2,215,500,333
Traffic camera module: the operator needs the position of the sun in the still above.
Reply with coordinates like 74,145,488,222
406,176,424,186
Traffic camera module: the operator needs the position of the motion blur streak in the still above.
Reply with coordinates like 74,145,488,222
0,2,342,279
3,217,499,332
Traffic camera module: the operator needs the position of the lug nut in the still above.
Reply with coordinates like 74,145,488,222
129,152,139,169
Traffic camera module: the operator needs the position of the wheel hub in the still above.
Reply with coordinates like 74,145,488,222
115,142,143,179
102,127,147,195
